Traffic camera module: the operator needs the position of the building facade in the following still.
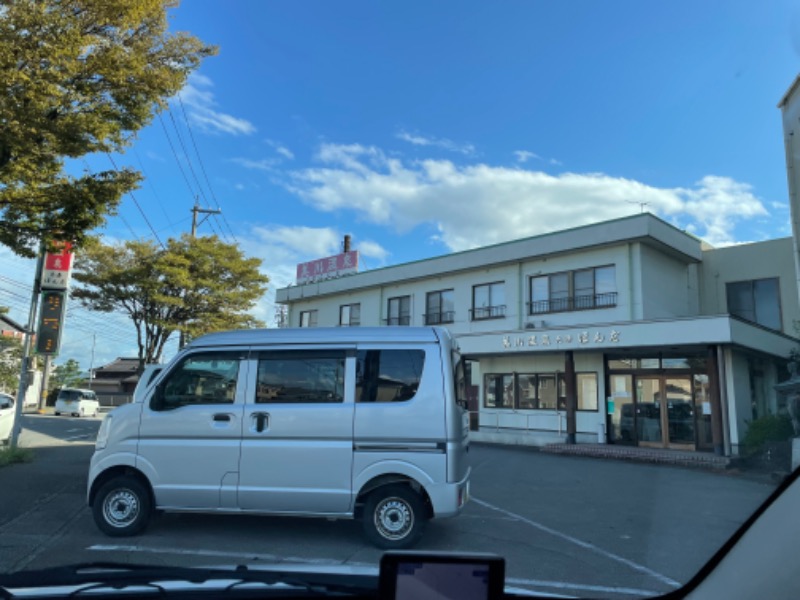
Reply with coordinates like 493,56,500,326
275,214,799,456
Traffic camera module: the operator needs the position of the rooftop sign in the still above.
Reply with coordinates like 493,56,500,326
296,251,359,285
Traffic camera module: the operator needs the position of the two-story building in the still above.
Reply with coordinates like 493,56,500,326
275,213,799,456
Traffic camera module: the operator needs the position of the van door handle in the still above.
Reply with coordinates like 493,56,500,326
213,413,231,422
252,412,269,433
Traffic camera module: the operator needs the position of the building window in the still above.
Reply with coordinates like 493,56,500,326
726,278,782,330
471,282,506,320
577,373,598,411
484,374,515,408
425,289,455,325
339,303,360,326
386,295,411,326
484,372,596,410
529,265,616,314
299,310,318,328
356,349,425,402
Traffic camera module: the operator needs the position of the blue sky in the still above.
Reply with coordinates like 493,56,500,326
2,0,800,372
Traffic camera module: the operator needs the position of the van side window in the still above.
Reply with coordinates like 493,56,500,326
152,353,240,411
356,350,425,402
256,351,345,404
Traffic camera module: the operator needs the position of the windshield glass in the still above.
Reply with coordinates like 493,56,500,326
1,2,798,598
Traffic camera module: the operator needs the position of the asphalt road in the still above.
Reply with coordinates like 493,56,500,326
0,414,778,599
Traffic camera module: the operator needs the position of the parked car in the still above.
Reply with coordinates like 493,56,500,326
54,388,99,417
0,392,14,445
88,326,471,549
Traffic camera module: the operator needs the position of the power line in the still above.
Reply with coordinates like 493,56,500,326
158,113,198,202
177,96,239,244
83,159,139,241
132,148,182,239
106,153,165,249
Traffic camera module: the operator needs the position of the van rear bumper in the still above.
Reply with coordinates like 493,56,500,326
428,467,471,518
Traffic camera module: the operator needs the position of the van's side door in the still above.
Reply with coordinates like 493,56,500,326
137,350,247,510
237,349,354,514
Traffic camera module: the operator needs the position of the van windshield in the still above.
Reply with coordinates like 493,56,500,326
58,390,82,401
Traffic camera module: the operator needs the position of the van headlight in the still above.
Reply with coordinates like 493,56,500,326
95,415,111,450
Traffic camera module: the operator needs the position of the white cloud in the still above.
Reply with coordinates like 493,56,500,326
396,130,476,156
514,150,540,163
230,157,280,171
177,73,256,136
287,142,769,250
266,139,295,160
356,240,389,264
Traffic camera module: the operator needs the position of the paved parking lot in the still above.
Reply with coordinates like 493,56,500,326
0,414,777,598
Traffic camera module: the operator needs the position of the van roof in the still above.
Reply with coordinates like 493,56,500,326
187,326,449,348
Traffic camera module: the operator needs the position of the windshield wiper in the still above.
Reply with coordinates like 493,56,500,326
0,562,377,597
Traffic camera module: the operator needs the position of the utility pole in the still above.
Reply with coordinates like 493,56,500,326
190,201,221,238
38,356,51,411
10,243,46,448
180,201,222,349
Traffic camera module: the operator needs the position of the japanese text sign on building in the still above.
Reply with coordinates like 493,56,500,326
296,251,359,285
41,242,74,290
501,329,621,350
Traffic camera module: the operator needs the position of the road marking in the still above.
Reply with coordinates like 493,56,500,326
506,576,660,597
64,434,92,441
67,428,81,433
471,497,681,589
88,545,662,597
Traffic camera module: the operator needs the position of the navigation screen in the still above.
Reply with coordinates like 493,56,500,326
395,561,491,600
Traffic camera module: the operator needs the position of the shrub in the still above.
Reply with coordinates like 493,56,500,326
742,414,794,456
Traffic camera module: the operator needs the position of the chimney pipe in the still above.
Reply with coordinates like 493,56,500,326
343,234,352,253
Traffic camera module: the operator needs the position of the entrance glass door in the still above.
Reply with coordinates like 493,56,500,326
636,377,663,445
665,378,694,448
635,376,696,449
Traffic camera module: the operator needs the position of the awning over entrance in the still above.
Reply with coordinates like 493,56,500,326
455,315,798,358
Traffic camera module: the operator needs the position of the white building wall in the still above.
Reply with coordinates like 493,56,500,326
699,237,799,335
639,243,694,319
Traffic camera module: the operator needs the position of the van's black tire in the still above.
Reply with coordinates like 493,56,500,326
362,485,427,549
92,475,151,537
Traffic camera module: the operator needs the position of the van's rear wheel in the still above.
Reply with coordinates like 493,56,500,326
362,485,426,549
93,476,151,537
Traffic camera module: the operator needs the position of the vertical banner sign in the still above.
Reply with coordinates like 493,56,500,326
41,242,74,290
35,291,66,355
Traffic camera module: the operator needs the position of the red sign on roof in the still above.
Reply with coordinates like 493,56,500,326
296,251,359,284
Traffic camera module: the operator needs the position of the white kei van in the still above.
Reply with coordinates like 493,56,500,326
88,326,471,548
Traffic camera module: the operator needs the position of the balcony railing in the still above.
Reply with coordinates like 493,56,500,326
384,315,411,326
469,305,507,321
528,292,618,315
424,311,455,325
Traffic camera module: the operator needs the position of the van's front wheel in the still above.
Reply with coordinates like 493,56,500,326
93,476,151,537
362,485,426,549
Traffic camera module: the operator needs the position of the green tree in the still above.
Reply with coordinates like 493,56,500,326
72,235,269,369
0,0,216,256
50,358,84,390
0,336,23,395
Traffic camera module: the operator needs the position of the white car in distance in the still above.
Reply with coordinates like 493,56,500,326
0,392,14,445
54,388,99,418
